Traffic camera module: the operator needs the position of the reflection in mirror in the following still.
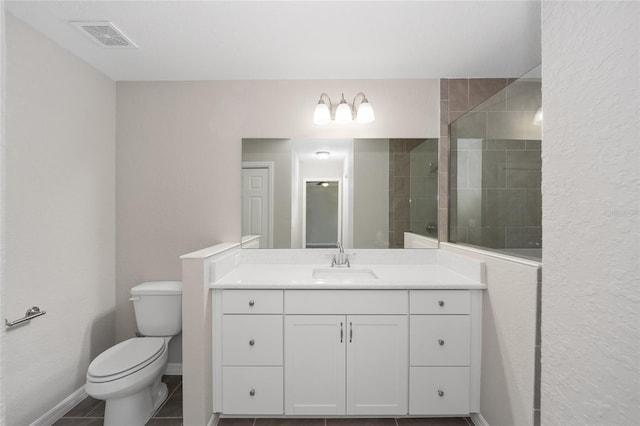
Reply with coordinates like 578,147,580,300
305,181,341,248
241,138,439,249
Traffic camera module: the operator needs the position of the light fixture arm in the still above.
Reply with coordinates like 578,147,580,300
318,92,334,112
351,92,369,119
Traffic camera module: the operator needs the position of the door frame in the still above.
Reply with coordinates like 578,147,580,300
241,161,275,248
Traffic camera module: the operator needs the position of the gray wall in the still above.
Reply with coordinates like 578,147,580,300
3,13,116,425
354,139,389,248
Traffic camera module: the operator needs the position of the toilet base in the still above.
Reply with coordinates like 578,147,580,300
103,376,168,426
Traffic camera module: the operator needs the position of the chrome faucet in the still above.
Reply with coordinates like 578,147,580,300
331,241,350,268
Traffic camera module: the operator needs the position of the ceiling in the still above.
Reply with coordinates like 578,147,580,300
5,1,542,82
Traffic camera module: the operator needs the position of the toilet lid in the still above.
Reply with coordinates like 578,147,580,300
88,338,165,380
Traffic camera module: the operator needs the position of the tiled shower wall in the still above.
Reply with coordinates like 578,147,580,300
388,139,425,248
447,78,542,251
438,79,512,242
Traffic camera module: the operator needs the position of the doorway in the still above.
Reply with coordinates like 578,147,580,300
303,179,341,249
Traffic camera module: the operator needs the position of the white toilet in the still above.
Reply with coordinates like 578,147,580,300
86,281,182,426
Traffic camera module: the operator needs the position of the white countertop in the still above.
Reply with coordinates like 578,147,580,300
211,263,486,290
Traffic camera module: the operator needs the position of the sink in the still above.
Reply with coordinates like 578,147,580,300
312,268,378,281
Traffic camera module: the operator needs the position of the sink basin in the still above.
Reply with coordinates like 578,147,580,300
312,268,378,281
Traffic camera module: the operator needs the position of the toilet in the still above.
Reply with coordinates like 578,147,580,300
85,281,182,426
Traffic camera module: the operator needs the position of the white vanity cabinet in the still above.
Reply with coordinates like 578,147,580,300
213,287,481,418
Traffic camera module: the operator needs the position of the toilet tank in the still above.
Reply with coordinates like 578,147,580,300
130,281,182,337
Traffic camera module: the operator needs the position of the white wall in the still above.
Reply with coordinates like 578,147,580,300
3,13,116,425
541,1,640,425
441,244,540,426
116,79,439,344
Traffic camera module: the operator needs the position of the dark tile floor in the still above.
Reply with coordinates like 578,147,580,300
54,375,473,426
53,375,183,426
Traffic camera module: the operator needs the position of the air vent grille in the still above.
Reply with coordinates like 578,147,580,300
70,21,137,48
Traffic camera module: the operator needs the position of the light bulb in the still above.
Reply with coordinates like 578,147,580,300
335,94,353,123
313,101,331,125
356,99,375,123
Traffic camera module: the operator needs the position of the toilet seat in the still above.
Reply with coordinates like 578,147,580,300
87,338,166,383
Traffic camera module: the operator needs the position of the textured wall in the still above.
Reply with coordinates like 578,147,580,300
541,1,640,424
3,13,116,424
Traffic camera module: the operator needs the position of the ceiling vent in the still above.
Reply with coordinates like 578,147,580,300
70,21,137,48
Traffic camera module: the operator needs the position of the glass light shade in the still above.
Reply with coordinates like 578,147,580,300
533,107,543,125
356,101,375,123
313,102,331,125
335,101,353,123
315,151,330,160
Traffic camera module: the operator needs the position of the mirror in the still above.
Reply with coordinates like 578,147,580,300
241,138,439,249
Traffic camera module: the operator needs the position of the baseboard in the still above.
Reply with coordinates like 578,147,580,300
165,362,183,375
470,412,490,426
30,386,87,426
207,413,219,426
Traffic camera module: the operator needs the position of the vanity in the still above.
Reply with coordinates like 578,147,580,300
205,248,486,419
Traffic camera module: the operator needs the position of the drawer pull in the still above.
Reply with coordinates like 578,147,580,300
438,389,445,397
438,300,445,307
249,388,256,396
249,339,255,346
438,339,445,346
248,300,255,307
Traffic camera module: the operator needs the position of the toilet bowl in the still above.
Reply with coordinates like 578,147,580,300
85,281,182,426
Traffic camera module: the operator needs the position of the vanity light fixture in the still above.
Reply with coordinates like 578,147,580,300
313,92,375,125
315,151,330,160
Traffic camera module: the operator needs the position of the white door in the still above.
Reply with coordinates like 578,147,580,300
242,167,270,248
346,315,408,415
284,315,346,415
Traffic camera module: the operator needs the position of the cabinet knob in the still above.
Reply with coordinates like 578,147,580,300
438,300,445,307
249,388,256,396
438,339,445,346
438,389,445,397
249,339,255,346
248,300,255,307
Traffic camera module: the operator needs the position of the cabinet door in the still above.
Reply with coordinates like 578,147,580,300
346,315,408,415
284,315,346,415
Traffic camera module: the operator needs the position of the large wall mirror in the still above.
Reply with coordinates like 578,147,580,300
241,138,439,249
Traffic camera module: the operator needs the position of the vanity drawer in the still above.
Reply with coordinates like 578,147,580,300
409,366,470,415
223,315,283,366
285,290,407,314
410,290,470,314
410,315,470,366
223,366,283,415
223,290,283,314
